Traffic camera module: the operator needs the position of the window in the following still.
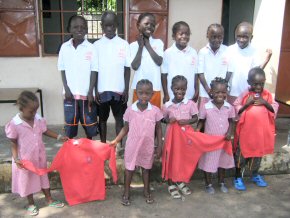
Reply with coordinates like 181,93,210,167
40,0,124,55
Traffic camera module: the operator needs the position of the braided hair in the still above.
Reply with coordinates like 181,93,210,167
210,77,228,90
17,91,38,111
171,75,188,87
136,79,153,91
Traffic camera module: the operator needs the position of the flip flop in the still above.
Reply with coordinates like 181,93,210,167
144,193,154,204
121,195,131,206
48,200,65,208
26,205,39,216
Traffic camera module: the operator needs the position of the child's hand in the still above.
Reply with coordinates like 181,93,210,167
246,95,255,106
254,97,267,106
122,91,129,104
60,136,69,142
137,34,144,47
178,119,190,126
265,49,272,61
15,159,24,169
225,132,232,141
95,92,101,105
144,37,150,46
109,140,118,147
163,94,170,104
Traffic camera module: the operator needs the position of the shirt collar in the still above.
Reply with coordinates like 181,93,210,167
13,113,42,125
102,34,117,41
132,101,153,111
206,43,221,55
205,100,231,109
68,38,89,47
173,43,189,53
164,98,189,108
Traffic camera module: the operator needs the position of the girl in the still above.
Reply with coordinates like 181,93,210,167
161,21,199,103
5,91,67,216
130,13,164,108
197,24,228,110
233,67,278,191
162,75,198,199
197,77,235,194
110,79,163,206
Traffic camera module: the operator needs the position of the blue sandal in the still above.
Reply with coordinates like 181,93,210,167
251,174,268,187
233,177,246,191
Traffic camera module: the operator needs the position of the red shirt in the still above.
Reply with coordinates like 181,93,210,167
22,139,117,206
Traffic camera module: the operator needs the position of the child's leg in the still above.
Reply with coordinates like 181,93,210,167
42,188,64,207
98,102,110,143
142,168,154,203
26,194,39,216
124,169,134,199
111,100,127,147
218,168,225,183
204,171,212,185
250,157,267,187
27,194,35,206
233,146,247,190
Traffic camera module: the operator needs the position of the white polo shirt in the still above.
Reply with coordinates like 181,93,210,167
228,43,261,97
130,37,164,91
197,44,229,98
93,35,131,93
58,39,97,97
161,43,198,99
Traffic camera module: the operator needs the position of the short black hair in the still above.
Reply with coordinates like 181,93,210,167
248,67,266,81
137,13,155,25
172,21,191,37
210,77,228,90
17,91,38,111
235,22,253,35
101,10,118,25
171,75,188,87
136,79,153,90
67,15,87,32
207,23,224,35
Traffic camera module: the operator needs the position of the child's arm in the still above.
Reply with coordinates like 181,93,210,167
44,129,69,142
10,139,23,169
178,114,198,126
260,49,272,70
198,73,211,97
238,95,255,115
144,37,163,66
88,70,97,107
254,96,275,113
193,74,199,102
110,122,129,147
122,67,131,104
225,71,232,84
131,35,144,70
94,71,101,105
196,119,205,132
225,118,234,140
161,74,170,103
155,121,163,158
61,70,73,100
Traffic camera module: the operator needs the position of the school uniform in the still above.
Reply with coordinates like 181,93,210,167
93,35,131,121
198,101,235,173
58,38,98,138
227,43,261,104
197,44,229,109
161,43,198,100
130,37,164,108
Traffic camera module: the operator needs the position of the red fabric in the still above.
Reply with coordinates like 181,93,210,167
234,90,275,158
22,139,117,206
162,123,232,183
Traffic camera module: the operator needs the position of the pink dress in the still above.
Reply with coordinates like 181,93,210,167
124,102,163,170
198,101,235,173
5,113,50,197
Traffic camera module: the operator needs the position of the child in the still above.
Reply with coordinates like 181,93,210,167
161,21,198,103
130,13,164,108
198,24,229,109
93,11,131,145
233,67,278,190
5,91,67,216
197,77,235,194
110,79,163,206
162,75,198,199
226,22,272,105
58,15,98,139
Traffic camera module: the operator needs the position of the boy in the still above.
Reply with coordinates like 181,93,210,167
226,22,272,105
93,11,131,145
58,15,98,139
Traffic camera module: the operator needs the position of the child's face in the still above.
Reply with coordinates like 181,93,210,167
101,15,117,39
235,25,252,49
248,73,265,93
171,80,187,102
212,83,227,105
174,25,190,50
137,16,156,38
69,17,87,40
21,101,39,121
136,84,153,105
207,27,223,51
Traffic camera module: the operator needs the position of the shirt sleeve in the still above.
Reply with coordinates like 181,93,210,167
199,104,206,119
233,92,246,114
155,108,164,121
228,105,236,119
57,44,65,71
40,118,48,133
189,100,198,116
123,107,130,122
125,41,131,67
5,120,18,139
197,49,205,74
161,50,169,74
161,105,168,118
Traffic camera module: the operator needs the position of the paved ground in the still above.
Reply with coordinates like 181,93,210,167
0,174,290,218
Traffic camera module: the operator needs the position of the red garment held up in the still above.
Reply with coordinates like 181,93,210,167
22,139,117,206
162,123,232,183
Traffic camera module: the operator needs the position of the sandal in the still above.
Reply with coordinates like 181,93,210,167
121,195,131,206
176,182,192,195
48,200,65,208
168,185,182,199
26,205,39,216
144,193,154,204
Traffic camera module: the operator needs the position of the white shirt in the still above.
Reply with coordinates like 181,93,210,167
198,44,229,98
228,43,261,97
58,39,97,96
130,37,164,91
94,35,131,93
162,43,198,99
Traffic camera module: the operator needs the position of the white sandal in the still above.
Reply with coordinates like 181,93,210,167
168,185,182,199
176,182,192,195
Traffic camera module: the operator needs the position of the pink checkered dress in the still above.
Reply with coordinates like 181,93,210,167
124,102,163,170
5,114,50,197
198,101,235,173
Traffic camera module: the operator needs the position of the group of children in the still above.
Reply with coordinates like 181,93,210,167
5,10,278,215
